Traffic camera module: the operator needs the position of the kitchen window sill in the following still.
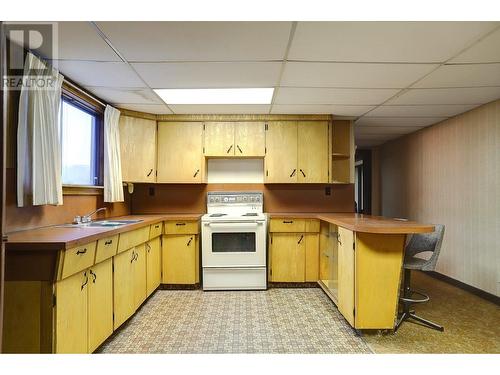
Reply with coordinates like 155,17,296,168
62,185,104,196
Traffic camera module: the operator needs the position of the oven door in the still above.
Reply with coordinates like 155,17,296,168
202,221,266,267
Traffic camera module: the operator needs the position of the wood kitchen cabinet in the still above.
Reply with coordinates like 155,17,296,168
157,121,204,183
265,121,329,183
204,121,265,157
269,218,320,282
162,234,199,285
54,258,113,354
337,227,355,326
113,248,135,330
133,244,147,310
119,115,157,183
146,236,161,297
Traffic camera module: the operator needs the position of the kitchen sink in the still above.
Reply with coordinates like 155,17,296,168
56,219,143,228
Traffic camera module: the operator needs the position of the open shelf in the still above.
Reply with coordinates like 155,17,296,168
332,152,350,159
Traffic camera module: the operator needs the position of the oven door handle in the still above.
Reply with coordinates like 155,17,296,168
204,222,261,228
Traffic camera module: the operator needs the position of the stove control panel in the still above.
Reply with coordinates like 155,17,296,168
207,192,263,206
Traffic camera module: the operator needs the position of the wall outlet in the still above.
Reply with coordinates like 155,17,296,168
148,186,155,196
325,186,331,196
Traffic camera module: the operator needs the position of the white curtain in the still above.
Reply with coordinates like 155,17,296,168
17,52,64,207
104,105,124,202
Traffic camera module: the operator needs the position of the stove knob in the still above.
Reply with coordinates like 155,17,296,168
223,197,229,202
209,197,214,203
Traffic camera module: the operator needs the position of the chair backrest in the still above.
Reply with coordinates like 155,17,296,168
405,224,445,271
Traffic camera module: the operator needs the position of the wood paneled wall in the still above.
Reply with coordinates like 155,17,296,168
377,99,500,296
130,183,355,214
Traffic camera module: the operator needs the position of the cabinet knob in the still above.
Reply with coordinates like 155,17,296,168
300,169,306,177
104,240,113,245
298,235,304,244
81,272,89,290
226,145,233,153
193,169,200,178
147,168,153,177
76,248,87,255
237,145,243,154
283,220,293,224
187,237,193,247
290,169,296,178
89,269,97,283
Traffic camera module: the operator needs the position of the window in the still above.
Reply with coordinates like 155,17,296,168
60,96,102,186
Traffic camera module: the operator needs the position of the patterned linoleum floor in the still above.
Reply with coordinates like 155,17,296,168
98,288,372,354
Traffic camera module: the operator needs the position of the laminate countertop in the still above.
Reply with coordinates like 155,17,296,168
268,213,434,234
6,214,203,251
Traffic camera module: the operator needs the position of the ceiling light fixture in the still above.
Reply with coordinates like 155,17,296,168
154,88,274,105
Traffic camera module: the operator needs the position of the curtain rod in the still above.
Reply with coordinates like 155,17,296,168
63,79,107,108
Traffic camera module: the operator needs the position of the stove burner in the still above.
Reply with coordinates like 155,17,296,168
242,213,258,216
209,213,227,217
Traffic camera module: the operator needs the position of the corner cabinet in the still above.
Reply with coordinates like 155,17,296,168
119,115,157,183
157,121,204,183
265,121,329,183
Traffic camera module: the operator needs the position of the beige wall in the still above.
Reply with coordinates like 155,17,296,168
376,99,499,296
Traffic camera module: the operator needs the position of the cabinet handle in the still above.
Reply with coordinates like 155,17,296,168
76,248,87,255
300,169,306,177
89,269,97,283
155,224,160,229
283,220,293,224
298,235,304,244
187,237,193,247
337,233,342,246
237,145,243,154
176,222,186,226
146,243,151,253
289,169,296,178
104,240,113,245
147,168,153,177
226,145,233,153
193,169,200,178
135,252,138,261
130,251,136,263
81,272,88,290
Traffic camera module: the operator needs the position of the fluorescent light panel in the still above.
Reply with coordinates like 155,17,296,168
154,88,274,104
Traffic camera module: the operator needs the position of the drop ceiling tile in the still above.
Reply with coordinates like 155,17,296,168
96,22,292,62
169,104,270,114
355,117,446,127
132,62,281,88
450,26,500,63
275,87,399,105
271,104,374,116
56,61,145,88
412,63,500,88
116,104,172,114
386,87,500,105
355,125,423,135
281,62,438,88
367,104,478,118
289,22,497,63
85,87,162,104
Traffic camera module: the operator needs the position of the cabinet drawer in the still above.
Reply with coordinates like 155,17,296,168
269,218,306,233
149,222,163,239
305,219,320,233
61,242,97,279
164,220,199,235
95,235,119,263
117,227,150,253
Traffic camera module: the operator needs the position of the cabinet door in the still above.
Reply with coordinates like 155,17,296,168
337,227,355,326
270,233,305,282
157,122,203,183
133,244,147,309
88,258,113,353
146,237,161,297
297,121,329,183
305,233,320,282
55,271,88,353
204,122,235,156
234,122,265,157
162,234,197,284
113,248,135,330
119,115,157,182
265,121,298,183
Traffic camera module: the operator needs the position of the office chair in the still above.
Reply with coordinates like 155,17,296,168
395,224,445,332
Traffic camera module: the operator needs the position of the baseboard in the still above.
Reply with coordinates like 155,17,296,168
159,283,201,290
268,282,319,288
426,271,499,306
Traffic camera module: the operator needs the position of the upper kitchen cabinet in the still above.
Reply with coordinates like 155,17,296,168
204,122,265,157
265,121,329,183
119,115,157,183
157,122,204,183
332,120,354,184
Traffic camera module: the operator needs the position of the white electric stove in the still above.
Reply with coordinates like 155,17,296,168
201,192,267,290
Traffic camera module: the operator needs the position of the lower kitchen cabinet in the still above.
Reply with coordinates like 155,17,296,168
133,244,147,309
270,233,306,282
113,248,135,330
87,258,113,353
55,271,89,353
162,234,199,284
146,236,161,297
305,233,320,282
337,227,355,326
55,258,113,354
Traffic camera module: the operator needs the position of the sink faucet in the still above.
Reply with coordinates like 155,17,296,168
74,207,107,224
